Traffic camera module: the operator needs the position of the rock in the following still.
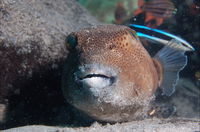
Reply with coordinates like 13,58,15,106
0,0,199,131
0,0,100,127
2,118,200,132
0,104,6,122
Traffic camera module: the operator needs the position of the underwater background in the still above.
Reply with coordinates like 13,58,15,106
77,0,200,117
0,0,199,130
77,0,200,85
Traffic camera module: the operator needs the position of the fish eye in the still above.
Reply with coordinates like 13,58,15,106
65,34,78,49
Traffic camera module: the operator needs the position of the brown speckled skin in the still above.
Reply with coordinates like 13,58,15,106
62,24,161,122
75,25,159,97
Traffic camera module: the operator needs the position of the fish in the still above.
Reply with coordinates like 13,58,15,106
129,24,195,51
62,24,188,122
134,0,177,27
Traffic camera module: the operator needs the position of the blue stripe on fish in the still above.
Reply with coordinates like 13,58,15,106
129,24,195,51
136,32,171,45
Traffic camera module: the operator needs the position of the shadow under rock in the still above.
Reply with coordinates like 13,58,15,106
0,61,95,130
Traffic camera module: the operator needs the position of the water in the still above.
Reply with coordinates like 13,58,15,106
78,0,200,119
0,0,199,130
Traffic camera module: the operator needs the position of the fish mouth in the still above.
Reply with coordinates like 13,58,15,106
79,73,115,81
78,73,116,87
74,64,118,89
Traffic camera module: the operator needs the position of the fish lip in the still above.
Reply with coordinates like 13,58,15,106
75,63,118,77
77,73,117,85
74,63,118,87
79,73,114,81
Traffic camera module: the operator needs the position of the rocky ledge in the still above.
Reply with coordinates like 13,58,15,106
2,118,200,132
0,0,99,127
0,0,199,131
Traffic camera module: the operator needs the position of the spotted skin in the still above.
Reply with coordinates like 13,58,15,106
62,24,162,122
75,25,159,97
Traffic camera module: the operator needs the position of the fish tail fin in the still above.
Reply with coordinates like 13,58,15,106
154,39,187,96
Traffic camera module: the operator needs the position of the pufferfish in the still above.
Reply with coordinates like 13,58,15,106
62,24,193,122
134,0,177,27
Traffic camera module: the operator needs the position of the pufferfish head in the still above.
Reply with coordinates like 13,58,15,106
62,24,158,122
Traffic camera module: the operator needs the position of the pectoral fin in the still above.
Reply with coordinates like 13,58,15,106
154,39,187,96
